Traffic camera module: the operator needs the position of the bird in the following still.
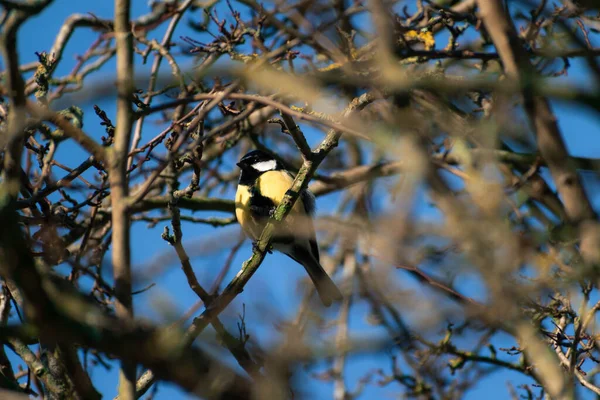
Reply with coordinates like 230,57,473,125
235,149,343,306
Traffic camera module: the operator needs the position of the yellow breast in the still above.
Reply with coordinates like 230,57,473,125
235,170,305,240
235,184,260,239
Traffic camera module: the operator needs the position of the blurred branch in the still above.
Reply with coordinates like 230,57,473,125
515,323,573,400
554,340,600,396
395,263,479,307
56,344,102,400
279,112,312,160
422,137,573,399
0,0,51,12
111,0,135,398
130,195,235,214
21,4,185,94
0,389,29,400
135,92,372,140
0,200,252,398
477,0,600,266
6,0,600,398
310,150,600,197
0,0,52,198
128,0,196,167
26,102,107,163
333,252,355,400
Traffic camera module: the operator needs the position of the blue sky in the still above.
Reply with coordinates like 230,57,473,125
8,0,600,399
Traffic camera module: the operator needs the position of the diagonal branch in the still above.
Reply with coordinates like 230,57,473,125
172,240,262,380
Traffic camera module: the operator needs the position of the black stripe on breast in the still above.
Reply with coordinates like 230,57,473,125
249,186,276,218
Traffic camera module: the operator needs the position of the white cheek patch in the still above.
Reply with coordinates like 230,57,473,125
252,160,277,172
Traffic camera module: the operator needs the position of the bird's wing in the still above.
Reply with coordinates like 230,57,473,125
301,188,316,216
308,235,320,262
299,189,318,260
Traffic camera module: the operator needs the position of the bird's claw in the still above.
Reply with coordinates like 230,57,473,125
252,241,273,254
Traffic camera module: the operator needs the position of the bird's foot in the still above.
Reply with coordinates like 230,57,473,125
252,241,273,254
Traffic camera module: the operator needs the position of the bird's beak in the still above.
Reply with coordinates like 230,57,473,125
236,161,243,168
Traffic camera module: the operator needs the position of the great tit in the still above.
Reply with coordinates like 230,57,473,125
235,150,343,306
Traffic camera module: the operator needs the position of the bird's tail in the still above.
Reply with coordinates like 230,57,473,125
294,248,343,307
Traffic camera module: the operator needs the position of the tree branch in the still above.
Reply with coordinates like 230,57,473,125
111,0,136,398
477,0,600,265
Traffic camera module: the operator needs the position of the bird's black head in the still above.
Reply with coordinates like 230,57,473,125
237,150,281,185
